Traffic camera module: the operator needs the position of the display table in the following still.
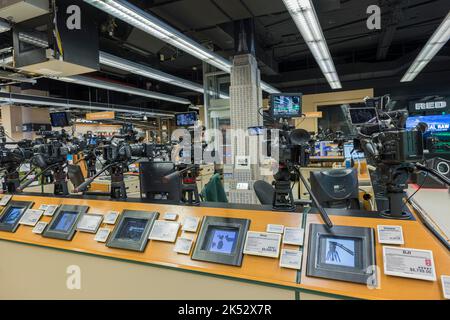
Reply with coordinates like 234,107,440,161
0,194,448,300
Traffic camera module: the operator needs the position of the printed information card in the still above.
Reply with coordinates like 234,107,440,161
243,231,281,258
377,225,404,244
279,249,303,270
383,246,436,281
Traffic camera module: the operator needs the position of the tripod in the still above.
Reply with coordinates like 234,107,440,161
272,166,295,211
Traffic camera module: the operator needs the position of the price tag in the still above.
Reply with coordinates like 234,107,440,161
149,220,180,242
94,228,111,243
39,204,58,217
236,183,249,190
0,195,12,206
103,211,119,224
442,276,450,299
377,225,404,244
267,224,284,234
243,231,281,258
164,213,178,221
174,237,194,255
77,214,103,233
182,216,201,232
32,221,48,234
383,246,436,281
279,249,303,270
282,227,304,246
19,209,43,226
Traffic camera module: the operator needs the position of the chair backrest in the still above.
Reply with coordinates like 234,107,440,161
67,164,85,188
310,168,360,209
253,180,275,205
139,161,182,202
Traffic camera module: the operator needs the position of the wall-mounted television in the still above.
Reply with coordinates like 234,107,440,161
406,115,450,133
50,112,71,127
176,112,197,127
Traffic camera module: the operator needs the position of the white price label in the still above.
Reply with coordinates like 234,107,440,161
383,246,436,281
94,228,111,243
282,227,304,246
441,275,450,299
0,195,12,206
149,220,180,242
32,221,48,234
164,213,178,221
182,216,201,232
279,249,303,270
174,237,194,255
103,211,119,224
243,231,281,258
377,225,404,244
267,224,284,234
19,209,43,226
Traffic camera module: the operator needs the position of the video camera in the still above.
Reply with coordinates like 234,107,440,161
350,95,446,218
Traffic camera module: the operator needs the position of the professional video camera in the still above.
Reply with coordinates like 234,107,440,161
0,127,34,192
17,130,81,195
259,94,316,212
352,95,450,219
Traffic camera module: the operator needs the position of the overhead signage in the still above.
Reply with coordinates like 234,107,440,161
409,98,449,114
86,111,115,120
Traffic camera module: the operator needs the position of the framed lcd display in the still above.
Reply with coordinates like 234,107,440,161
107,210,159,252
192,216,250,266
43,205,89,240
306,224,376,285
0,201,34,232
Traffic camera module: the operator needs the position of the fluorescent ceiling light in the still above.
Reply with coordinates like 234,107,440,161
100,52,229,99
84,0,279,94
0,19,11,33
282,0,342,89
0,92,174,117
56,75,190,104
401,12,450,82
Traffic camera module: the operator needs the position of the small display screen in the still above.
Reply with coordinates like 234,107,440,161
50,112,70,127
51,211,78,232
116,218,147,241
406,115,450,133
271,95,302,118
248,126,265,136
0,207,23,225
349,108,377,125
323,237,356,268
176,112,197,126
206,227,238,254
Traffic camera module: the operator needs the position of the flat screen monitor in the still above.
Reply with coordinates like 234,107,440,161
116,218,147,241
176,112,197,126
343,143,365,159
322,236,357,268
205,227,238,255
0,206,23,225
348,107,377,125
107,210,159,252
406,115,450,133
50,112,70,127
307,224,376,285
43,205,88,240
51,211,78,233
192,216,250,266
270,94,302,118
0,200,33,232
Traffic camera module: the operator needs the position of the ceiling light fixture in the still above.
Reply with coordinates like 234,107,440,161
401,12,450,82
282,0,342,89
57,75,190,104
0,92,175,117
83,0,279,94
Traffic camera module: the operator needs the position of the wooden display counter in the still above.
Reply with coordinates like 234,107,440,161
0,194,448,300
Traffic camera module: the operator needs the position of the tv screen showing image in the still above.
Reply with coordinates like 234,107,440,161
50,112,70,127
176,112,197,126
270,94,302,118
406,115,450,134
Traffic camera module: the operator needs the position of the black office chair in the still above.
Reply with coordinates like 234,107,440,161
309,168,360,209
254,180,275,205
